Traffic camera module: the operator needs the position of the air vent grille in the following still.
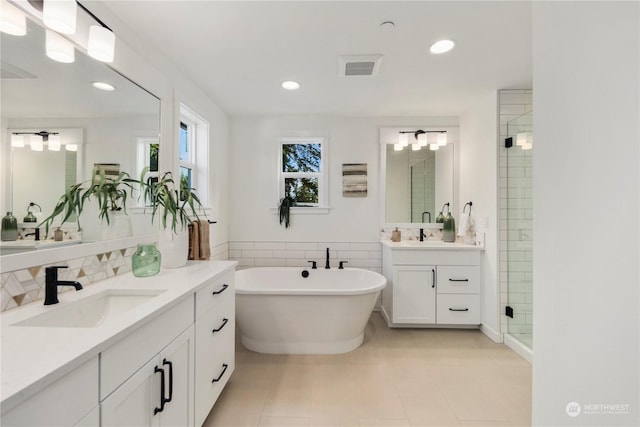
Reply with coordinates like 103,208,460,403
339,55,382,77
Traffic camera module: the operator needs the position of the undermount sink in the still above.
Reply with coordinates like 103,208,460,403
400,240,450,246
13,289,166,328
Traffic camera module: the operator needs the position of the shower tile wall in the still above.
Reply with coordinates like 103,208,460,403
498,89,533,340
410,149,436,223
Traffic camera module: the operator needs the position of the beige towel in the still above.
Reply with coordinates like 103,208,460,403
188,220,200,260
198,220,211,260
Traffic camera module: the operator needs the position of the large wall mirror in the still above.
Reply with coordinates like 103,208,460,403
380,127,457,224
1,13,160,245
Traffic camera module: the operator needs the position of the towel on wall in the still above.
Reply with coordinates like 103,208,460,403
457,212,475,237
188,220,211,260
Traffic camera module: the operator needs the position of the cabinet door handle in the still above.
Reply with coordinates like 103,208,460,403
162,358,173,404
432,269,436,288
212,284,229,295
449,278,469,282
153,366,165,415
212,363,229,383
449,307,469,312
212,318,229,333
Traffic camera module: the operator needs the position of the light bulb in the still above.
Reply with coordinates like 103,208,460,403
394,143,403,151
46,29,75,63
11,134,24,147
417,133,427,147
88,25,115,62
437,132,447,146
43,0,77,35
48,134,61,151
29,135,44,151
398,133,408,147
429,144,440,151
0,1,27,36
411,143,421,151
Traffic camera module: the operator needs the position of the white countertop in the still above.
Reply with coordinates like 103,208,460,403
0,260,237,412
381,240,484,251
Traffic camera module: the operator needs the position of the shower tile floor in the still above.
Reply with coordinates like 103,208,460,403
203,312,531,427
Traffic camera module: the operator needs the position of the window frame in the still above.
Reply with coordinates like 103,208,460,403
278,137,328,210
179,104,209,207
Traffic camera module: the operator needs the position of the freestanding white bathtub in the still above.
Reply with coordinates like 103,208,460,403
235,267,386,354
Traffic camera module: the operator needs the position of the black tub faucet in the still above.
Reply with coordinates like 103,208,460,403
325,247,331,269
44,266,82,305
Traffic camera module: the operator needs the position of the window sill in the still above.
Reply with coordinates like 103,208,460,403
271,207,331,215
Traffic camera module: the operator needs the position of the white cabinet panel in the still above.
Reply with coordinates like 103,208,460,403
1,357,98,427
436,294,481,325
392,266,436,324
437,265,481,294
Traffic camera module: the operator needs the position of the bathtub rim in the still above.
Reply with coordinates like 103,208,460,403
235,266,386,296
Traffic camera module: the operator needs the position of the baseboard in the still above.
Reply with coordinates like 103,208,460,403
480,323,502,343
504,334,533,364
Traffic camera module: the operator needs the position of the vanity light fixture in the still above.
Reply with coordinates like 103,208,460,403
12,131,60,151
87,24,115,62
45,29,75,63
282,80,300,90
43,0,77,35
430,39,455,54
397,130,448,151
92,81,115,91
0,0,27,36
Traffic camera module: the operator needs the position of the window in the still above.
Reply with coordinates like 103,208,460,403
179,104,209,206
279,137,327,207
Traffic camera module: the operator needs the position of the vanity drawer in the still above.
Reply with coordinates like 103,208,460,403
436,294,481,325
194,307,235,425
437,266,481,294
195,270,235,320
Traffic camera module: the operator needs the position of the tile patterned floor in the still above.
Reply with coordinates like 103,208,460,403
204,313,531,427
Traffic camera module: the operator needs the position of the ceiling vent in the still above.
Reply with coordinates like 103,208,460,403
1,62,37,80
339,55,383,77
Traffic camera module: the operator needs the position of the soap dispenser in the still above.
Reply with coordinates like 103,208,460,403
443,212,456,242
391,227,401,242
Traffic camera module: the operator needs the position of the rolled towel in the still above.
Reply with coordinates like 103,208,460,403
458,212,470,237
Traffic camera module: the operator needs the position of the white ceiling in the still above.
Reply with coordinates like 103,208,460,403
104,1,532,117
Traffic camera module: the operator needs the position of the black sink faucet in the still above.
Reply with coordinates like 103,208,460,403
325,247,331,269
25,228,40,241
421,211,431,223
419,228,427,242
44,266,82,305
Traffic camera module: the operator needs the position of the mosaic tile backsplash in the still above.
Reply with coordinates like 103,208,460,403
0,246,137,312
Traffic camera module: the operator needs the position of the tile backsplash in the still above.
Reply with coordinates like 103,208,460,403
0,246,137,312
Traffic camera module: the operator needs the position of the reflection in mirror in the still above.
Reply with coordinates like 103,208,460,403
1,15,160,245
380,127,456,224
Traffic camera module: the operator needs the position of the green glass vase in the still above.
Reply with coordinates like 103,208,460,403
1,212,18,241
132,243,161,277
435,212,445,223
443,212,456,242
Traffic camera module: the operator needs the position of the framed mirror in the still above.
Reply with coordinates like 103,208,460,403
1,15,160,243
380,127,457,225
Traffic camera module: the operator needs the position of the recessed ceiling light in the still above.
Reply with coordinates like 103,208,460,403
430,39,455,54
282,81,300,91
92,81,115,91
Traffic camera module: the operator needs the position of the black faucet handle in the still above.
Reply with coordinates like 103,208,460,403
339,261,348,269
308,260,317,269
45,265,68,279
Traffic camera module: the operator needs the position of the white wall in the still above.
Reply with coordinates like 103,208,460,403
228,115,458,243
459,92,500,341
532,2,639,425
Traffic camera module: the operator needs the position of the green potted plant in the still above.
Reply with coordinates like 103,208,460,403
140,168,207,268
278,195,296,228
40,168,138,239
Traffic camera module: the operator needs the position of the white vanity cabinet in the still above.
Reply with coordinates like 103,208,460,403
0,357,99,427
101,297,195,426
381,242,482,327
194,270,235,427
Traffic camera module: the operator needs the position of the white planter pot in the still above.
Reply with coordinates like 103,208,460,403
157,225,189,269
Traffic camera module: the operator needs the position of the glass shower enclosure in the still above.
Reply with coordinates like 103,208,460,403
505,111,533,349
